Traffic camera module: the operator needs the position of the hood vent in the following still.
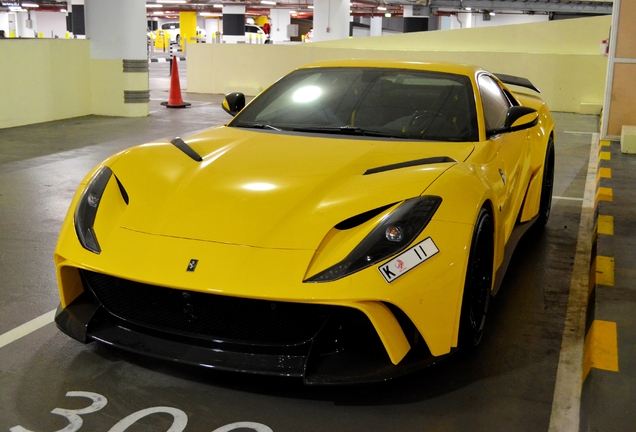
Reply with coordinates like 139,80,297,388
171,137,203,162
364,156,456,175
334,203,396,230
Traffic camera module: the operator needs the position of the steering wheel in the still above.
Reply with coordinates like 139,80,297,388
409,110,459,135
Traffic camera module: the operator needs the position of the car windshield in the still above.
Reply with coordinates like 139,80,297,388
230,67,479,142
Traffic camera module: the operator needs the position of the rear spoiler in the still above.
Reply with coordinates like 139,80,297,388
494,73,541,93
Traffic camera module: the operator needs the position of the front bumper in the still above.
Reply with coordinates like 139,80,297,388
55,269,449,384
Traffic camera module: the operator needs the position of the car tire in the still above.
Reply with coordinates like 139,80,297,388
458,207,494,348
537,136,555,227
175,34,180,45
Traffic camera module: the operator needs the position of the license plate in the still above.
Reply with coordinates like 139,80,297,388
378,237,439,283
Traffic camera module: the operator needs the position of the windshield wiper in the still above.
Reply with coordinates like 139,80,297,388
291,126,402,138
234,123,282,131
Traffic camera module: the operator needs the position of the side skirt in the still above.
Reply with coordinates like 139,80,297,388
492,215,539,296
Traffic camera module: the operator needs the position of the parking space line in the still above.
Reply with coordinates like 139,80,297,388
583,320,619,381
548,133,599,432
0,309,56,349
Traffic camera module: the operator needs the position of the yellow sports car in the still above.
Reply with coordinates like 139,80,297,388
54,60,555,384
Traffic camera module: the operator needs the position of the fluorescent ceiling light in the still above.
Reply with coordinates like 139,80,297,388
490,11,496,15
146,4,162,8
261,0,276,5
22,2,39,7
154,11,165,15
377,6,386,11
213,4,223,7
308,5,314,9
158,0,187,4
466,7,472,11
384,12,391,17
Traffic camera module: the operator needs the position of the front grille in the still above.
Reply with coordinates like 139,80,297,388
81,270,332,346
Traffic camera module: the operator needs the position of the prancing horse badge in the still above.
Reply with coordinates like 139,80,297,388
187,259,199,272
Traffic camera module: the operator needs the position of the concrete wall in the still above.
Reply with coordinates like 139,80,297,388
0,39,92,129
0,38,148,129
188,15,611,114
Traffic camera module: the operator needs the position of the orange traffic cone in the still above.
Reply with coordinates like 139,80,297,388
161,56,191,108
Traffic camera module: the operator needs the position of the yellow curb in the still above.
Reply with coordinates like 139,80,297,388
598,215,614,236
596,255,615,286
583,320,619,382
596,167,612,183
595,187,613,204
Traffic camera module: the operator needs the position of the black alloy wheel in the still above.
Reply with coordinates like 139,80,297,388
459,207,494,348
537,137,555,227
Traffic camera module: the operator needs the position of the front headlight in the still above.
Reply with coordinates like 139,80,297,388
74,166,113,254
306,196,442,282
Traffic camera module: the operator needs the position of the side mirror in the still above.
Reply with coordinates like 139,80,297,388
222,92,246,116
488,106,538,136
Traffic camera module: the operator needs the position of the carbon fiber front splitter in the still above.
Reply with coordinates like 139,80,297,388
55,290,448,385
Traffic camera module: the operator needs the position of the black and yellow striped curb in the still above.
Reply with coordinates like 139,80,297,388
583,139,619,382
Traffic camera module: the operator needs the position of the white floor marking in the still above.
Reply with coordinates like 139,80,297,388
0,309,56,349
553,196,585,201
548,133,599,431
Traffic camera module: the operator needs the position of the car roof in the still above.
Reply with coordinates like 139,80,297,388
297,60,482,77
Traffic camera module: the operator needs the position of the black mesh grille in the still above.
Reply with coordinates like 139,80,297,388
81,270,332,346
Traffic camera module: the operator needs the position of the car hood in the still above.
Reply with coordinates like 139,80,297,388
110,126,474,250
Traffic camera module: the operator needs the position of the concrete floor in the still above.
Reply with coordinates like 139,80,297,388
0,62,607,431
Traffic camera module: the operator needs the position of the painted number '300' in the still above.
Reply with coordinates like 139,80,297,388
10,391,273,432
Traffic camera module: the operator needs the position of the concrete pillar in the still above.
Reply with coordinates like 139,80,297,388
602,0,636,139
370,16,382,37
85,0,148,117
270,8,291,43
313,0,350,42
68,0,85,37
403,5,428,33
204,17,221,43
222,5,245,44
179,11,197,51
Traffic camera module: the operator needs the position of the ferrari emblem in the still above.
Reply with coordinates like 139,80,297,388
187,259,198,272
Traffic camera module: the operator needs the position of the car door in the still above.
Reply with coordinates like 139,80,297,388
478,74,532,241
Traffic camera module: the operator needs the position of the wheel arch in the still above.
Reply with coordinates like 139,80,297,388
424,163,504,296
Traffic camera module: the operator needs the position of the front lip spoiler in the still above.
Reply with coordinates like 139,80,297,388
55,290,451,385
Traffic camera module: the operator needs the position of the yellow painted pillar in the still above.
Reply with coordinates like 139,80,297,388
180,11,197,51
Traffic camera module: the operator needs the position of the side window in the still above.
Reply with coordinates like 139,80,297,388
478,75,511,131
